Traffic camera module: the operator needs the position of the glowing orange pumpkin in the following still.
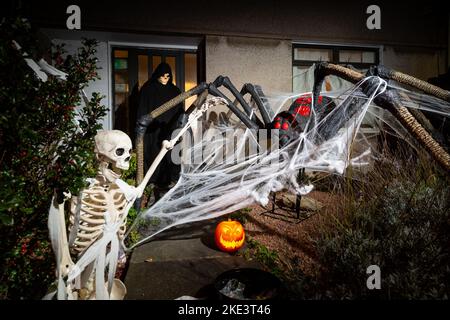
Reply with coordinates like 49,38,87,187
215,219,245,252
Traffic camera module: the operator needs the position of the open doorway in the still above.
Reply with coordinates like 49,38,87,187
111,46,200,141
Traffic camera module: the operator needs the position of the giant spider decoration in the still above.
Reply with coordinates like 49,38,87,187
135,63,450,189
204,76,335,147
135,74,335,168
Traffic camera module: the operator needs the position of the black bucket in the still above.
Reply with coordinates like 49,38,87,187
214,268,282,301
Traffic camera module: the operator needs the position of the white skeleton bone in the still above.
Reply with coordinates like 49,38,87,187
68,130,131,255
47,97,223,300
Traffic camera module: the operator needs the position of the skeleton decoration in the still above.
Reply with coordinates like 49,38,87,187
67,130,132,256
47,98,220,300
47,130,134,300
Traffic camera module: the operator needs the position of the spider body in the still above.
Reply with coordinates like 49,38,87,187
206,76,335,147
270,95,334,146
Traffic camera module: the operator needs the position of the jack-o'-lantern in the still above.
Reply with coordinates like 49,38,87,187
215,219,245,252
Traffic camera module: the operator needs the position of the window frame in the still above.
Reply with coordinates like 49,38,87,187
292,42,384,130
292,43,381,70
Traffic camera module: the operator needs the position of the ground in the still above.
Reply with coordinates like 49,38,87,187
242,190,340,278
121,189,340,299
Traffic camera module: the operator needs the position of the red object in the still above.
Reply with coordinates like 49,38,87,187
299,105,310,116
281,122,289,130
295,95,324,106
295,97,308,104
215,220,245,253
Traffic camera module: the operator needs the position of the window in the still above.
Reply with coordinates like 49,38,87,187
292,43,382,130
111,47,198,140
292,43,380,93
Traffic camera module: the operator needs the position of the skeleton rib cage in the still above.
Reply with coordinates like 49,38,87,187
68,183,127,255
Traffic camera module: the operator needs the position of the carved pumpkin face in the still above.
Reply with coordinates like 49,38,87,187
215,220,245,252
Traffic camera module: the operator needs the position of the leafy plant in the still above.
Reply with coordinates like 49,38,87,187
291,150,450,299
0,17,107,299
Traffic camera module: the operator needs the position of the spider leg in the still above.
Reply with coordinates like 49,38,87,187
212,76,255,118
312,63,450,171
208,76,260,130
312,62,327,108
240,83,274,126
311,63,364,143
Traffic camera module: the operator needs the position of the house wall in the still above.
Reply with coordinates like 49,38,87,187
51,38,111,130
383,46,447,81
206,36,292,92
46,33,448,128
27,1,448,49
205,36,447,90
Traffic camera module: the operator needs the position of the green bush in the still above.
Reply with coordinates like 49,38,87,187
292,153,450,299
122,152,137,186
0,18,107,299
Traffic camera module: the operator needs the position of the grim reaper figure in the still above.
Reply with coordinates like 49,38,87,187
137,62,184,197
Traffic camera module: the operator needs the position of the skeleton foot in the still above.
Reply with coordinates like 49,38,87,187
110,279,127,300
76,277,126,300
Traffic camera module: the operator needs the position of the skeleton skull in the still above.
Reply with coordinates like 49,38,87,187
94,130,132,175
158,73,170,85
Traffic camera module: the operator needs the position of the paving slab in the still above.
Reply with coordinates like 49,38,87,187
124,219,262,300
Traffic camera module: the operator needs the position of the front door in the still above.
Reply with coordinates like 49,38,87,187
111,47,199,141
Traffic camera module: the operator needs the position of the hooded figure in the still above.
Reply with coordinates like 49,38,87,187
136,62,183,197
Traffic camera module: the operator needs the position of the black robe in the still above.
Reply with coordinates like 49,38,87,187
136,77,183,187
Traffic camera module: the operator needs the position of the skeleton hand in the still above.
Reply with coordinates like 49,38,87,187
63,191,72,201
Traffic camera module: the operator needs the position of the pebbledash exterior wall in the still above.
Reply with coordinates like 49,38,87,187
383,46,447,82
205,36,448,93
205,36,448,102
28,1,448,130
205,36,292,93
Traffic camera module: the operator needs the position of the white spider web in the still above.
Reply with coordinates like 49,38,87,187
124,76,449,250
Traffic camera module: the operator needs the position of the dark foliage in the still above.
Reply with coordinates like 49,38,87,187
0,18,107,299
292,151,450,299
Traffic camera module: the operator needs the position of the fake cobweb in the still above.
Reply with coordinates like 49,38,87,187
124,73,450,250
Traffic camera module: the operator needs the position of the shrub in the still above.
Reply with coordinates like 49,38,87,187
0,18,107,299
292,150,450,299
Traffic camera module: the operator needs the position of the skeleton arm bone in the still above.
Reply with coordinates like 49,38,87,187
48,193,76,299
135,118,197,197
58,200,74,278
